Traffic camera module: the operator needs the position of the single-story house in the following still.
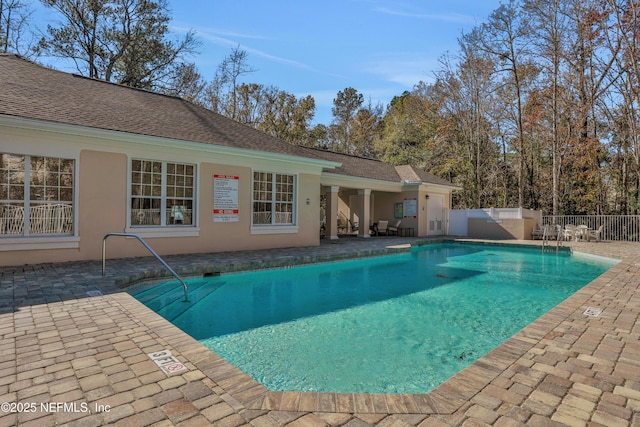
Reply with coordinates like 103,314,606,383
0,53,459,267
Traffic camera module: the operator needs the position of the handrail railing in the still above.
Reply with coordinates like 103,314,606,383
541,224,563,252
102,232,189,302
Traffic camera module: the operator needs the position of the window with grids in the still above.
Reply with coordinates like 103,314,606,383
130,160,195,226
0,153,74,237
252,172,295,225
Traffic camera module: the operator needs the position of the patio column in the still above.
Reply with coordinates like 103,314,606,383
357,189,372,238
324,186,340,240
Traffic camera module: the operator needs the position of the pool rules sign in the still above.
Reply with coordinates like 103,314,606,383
213,174,239,222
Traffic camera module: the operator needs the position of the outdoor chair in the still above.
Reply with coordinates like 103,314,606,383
171,205,185,224
531,225,544,240
337,218,348,235
563,224,577,241
588,225,603,242
388,219,402,235
376,220,389,236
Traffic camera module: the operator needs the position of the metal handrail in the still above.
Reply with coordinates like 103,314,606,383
102,232,189,302
541,224,562,252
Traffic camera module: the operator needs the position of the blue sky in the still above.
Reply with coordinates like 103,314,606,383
34,0,503,124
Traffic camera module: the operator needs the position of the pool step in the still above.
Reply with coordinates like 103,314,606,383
131,280,190,305
133,278,228,322
132,279,204,307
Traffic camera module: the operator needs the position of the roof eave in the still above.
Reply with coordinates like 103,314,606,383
321,172,403,192
419,181,462,191
0,114,342,171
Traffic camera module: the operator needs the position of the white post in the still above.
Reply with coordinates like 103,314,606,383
357,189,372,238
324,186,340,240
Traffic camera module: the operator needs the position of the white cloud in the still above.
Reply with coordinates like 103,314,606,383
363,53,440,87
173,25,318,72
374,6,478,25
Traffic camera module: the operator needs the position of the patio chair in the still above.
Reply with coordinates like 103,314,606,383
133,209,147,224
377,220,389,236
587,225,603,242
171,205,185,224
531,225,544,240
563,224,577,241
541,224,559,241
388,219,402,236
337,217,348,235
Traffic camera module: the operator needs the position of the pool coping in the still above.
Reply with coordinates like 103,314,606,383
4,237,640,426
118,238,625,415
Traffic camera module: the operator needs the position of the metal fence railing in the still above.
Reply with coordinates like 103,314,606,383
543,215,640,242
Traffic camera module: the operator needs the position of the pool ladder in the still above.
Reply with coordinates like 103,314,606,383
102,232,189,302
541,225,562,252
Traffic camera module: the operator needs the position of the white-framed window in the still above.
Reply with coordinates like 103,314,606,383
252,171,296,225
0,153,75,237
130,159,196,227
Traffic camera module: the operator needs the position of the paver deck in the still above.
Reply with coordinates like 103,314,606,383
1,237,640,426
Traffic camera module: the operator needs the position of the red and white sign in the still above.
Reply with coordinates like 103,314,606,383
213,174,239,222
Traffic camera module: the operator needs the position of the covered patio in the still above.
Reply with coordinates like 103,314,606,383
308,148,460,240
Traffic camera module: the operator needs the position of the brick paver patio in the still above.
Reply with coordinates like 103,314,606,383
1,237,639,426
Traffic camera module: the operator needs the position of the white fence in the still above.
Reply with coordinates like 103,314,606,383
449,210,640,241
543,215,640,242
448,208,542,236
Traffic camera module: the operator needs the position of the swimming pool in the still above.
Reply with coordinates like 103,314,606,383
129,242,616,394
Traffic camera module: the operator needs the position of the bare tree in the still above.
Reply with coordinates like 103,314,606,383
465,0,535,208
524,0,571,215
1,0,35,56
204,46,256,120
162,62,207,104
37,0,199,90
602,0,640,213
560,0,622,213
434,48,504,208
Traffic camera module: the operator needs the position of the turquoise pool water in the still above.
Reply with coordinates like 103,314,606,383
129,242,616,394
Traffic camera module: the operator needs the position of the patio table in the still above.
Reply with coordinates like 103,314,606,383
576,225,590,241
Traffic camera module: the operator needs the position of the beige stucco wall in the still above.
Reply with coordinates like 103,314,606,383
371,192,399,223
79,150,129,259
1,122,325,266
2,119,457,265
468,218,537,240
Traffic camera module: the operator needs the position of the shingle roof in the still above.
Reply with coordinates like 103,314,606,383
300,147,402,182
0,53,316,159
0,54,457,189
304,147,457,187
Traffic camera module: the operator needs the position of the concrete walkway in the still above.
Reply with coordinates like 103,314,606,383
1,237,639,426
